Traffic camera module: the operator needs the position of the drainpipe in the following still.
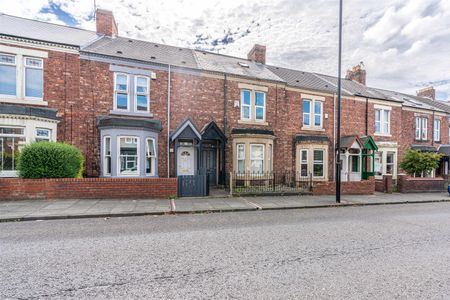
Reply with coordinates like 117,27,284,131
333,93,337,181
365,97,369,136
223,74,228,185
432,110,435,147
167,64,171,178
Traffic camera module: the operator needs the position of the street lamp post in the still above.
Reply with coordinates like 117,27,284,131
336,0,343,203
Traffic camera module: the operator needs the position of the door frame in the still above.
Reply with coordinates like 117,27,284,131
177,145,196,176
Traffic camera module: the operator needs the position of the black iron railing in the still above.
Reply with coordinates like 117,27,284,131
229,171,313,195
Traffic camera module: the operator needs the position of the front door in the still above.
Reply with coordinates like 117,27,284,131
201,146,217,186
177,147,195,176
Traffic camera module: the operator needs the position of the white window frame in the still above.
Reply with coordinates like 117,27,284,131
145,138,156,176
375,108,390,135
300,149,308,177
313,149,325,178
254,91,266,122
250,144,265,174
23,57,43,100
415,117,428,141
0,53,17,98
237,144,245,174
302,97,323,129
303,99,311,127
35,128,51,142
0,126,25,175
103,136,112,176
313,101,323,127
117,136,139,176
135,75,150,113
240,89,252,121
114,73,130,111
433,119,441,142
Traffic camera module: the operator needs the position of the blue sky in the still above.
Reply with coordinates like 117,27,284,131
1,0,449,100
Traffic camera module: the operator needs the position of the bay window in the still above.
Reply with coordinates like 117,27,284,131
145,138,156,176
35,128,51,142
300,149,308,176
24,57,43,99
250,144,264,174
0,53,16,96
118,136,139,176
0,127,25,175
135,76,149,112
114,73,129,111
386,152,394,175
374,148,398,179
313,149,324,177
237,144,245,174
104,136,111,176
433,119,441,142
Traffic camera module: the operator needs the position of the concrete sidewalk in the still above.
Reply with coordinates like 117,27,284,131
1,193,449,222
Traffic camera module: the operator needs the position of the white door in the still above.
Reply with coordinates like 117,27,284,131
177,147,195,176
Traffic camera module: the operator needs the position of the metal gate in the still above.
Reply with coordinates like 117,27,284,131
177,173,209,197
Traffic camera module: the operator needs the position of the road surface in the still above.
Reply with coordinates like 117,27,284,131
1,203,450,299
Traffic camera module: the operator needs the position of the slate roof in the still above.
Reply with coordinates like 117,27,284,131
0,104,58,120
0,13,99,47
97,115,161,131
82,36,198,69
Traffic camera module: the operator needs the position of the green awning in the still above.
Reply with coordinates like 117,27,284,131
360,136,378,151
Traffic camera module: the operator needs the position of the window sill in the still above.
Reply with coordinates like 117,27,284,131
301,126,325,132
374,133,392,137
238,120,268,126
110,110,154,118
0,98,48,106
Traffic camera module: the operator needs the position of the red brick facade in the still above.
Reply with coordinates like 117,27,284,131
0,177,177,200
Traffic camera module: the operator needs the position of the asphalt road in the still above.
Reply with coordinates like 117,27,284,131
1,203,450,299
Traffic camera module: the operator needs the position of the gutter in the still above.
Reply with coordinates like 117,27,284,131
365,97,369,136
333,93,337,181
223,74,228,184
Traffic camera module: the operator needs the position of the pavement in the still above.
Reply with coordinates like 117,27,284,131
1,192,449,222
1,203,450,299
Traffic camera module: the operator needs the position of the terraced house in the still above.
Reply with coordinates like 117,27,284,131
0,10,449,194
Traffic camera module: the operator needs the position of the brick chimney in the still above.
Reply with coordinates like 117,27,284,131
417,86,436,100
247,44,266,64
345,63,366,85
96,9,118,37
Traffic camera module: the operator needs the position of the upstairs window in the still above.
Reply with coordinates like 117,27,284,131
415,117,428,141
255,91,265,121
240,89,251,120
302,97,323,129
114,73,129,111
24,57,43,99
0,54,16,96
375,108,390,135
240,89,266,123
135,76,149,112
433,119,441,142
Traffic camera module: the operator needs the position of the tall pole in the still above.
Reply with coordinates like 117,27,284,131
335,0,343,203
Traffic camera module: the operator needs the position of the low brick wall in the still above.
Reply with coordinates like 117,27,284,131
0,178,178,200
397,175,444,193
312,177,375,196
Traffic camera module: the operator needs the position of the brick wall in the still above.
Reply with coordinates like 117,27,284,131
312,177,375,195
397,174,444,193
0,178,177,200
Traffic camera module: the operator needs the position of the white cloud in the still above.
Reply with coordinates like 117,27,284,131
1,0,449,100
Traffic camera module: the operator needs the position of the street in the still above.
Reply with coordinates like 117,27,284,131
1,203,450,299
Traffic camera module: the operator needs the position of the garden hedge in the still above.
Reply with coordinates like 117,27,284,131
18,142,84,179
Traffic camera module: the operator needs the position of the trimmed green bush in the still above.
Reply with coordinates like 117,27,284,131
18,142,84,179
400,149,442,177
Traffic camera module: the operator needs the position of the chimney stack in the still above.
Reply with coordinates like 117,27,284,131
417,86,436,100
247,44,266,64
96,9,118,37
345,63,366,85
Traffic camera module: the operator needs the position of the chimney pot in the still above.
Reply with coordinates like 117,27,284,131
247,44,266,64
345,63,366,85
96,9,118,37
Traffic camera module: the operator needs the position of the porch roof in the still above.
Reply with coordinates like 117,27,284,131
170,119,202,141
360,136,378,151
340,135,362,149
438,145,450,156
294,135,329,143
410,144,437,152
